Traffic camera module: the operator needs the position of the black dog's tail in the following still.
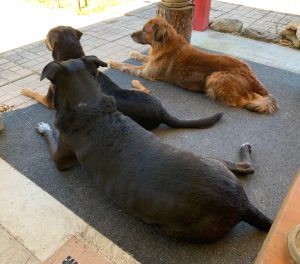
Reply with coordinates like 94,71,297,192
243,204,273,232
162,111,223,129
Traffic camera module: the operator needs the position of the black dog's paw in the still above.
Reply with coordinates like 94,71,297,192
241,143,251,153
62,255,78,264
36,122,51,135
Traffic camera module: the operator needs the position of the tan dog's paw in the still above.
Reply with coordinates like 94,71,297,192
129,51,142,60
21,88,33,96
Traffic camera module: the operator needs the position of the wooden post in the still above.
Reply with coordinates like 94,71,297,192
77,0,81,13
156,1,194,42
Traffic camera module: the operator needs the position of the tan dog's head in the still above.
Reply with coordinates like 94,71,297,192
45,26,84,61
45,26,82,51
131,17,178,46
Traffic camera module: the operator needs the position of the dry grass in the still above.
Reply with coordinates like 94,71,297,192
23,0,136,15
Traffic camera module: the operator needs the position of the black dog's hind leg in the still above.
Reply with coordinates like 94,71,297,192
36,122,78,171
216,143,255,175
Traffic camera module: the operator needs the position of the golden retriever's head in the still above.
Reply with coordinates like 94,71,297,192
131,17,177,46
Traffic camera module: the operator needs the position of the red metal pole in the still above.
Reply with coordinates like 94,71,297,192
192,0,212,31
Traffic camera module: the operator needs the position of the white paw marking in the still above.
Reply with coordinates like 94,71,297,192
77,102,87,107
107,60,113,68
241,142,251,147
36,122,51,134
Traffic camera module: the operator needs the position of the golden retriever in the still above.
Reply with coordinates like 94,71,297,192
108,16,278,114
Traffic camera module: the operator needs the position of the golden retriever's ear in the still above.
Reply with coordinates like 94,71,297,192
152,23,169,42
40,61,64,83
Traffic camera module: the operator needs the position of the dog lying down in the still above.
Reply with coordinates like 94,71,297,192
21,25,222,130
37,56,272,242
108,17,278,115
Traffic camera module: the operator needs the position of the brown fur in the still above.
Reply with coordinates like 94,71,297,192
21,26,84,108
108,17,278,114
21,26,149,108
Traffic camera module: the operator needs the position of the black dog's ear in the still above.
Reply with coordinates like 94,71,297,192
81,55,107,67
81,55,107,76
40,61,64,82
152,23,169,42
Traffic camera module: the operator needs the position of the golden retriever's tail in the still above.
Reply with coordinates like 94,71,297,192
162,112,223,129
245,93,278,114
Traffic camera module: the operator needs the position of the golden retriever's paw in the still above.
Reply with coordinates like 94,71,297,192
36,122,51,135
131,80,151,94
129,51,142,59
21,88,32,96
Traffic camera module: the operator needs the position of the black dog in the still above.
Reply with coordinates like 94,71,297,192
22,26,222,130
37,56,272,242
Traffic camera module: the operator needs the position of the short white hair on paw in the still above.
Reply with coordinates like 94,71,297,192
106,60,113,68
36,122,51,134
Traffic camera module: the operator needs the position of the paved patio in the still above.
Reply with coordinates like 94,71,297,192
0,1,300,263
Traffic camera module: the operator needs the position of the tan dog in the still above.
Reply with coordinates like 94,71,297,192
21,26,84,108
21,26,150,108
108,17,278,114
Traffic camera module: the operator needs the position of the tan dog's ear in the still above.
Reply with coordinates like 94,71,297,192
152,23,169,42
40,61,64,83
47,32,59,51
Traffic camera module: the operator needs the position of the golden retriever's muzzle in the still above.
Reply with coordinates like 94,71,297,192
131,31,146,45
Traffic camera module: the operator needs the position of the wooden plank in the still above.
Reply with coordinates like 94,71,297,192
255,167,300,264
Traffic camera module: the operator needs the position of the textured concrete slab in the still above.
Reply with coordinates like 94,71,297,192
191,29,300,74
0,224,41,264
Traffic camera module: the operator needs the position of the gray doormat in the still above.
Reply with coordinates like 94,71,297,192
0,58,299,264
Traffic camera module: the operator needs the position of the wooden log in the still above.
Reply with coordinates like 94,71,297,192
156,2,194,42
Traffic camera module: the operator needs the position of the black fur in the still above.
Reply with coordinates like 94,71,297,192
38,57,272,243
47,26,223,130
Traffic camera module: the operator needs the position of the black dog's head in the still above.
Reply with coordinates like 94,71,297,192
41,56,107,110
45,26,85,61
41,56,116,132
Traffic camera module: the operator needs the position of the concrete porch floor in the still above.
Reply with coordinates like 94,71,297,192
0,1,300,263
